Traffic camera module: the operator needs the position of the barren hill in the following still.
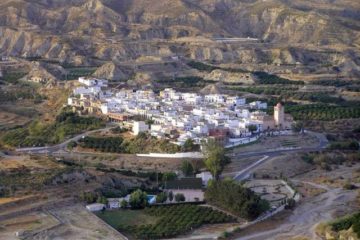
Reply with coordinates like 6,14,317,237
0,0,359,77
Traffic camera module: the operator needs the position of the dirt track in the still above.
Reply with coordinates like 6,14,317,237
235,181,357,240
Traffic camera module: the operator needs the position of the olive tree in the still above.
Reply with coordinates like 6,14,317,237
202,140,230,180
129,189,148,209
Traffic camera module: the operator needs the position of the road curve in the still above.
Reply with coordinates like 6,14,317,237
15,126,115,154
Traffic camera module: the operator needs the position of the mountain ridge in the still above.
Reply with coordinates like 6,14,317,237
0,0,359,78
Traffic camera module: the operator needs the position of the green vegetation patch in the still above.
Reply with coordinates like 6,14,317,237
228,86,299,95
78,132,180,154
64,67,97,80
328,141,359,151
0,166,72,195
156,76,212,88
253,71,304,85
100,204,236,239
97,210,156,229
301,152,360,171
205,179,270,220
1,110,104,147
0,87,46,103
1,71,28,84
313,79,360,87
330,212,360,238
285,104,360,121
187,61,247,73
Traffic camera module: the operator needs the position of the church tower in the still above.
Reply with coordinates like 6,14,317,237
274,103,285,128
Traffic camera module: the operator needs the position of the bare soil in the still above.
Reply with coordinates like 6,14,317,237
252,153,315,179
230,134,319,154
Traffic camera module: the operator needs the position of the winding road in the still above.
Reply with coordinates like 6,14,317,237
226,131,329,182
15,125,115,154
13,129,339,240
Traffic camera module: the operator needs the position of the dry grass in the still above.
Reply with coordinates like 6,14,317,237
0,155,64,171
0,211,59,239
253,153,315,179
230,134,318,154
0,111,31,130
59,151,189,172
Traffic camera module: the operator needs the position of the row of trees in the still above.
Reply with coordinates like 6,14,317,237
254,71,304,85
119,204,236,239
286,104,360,121
200,140,271,220
186,60,247,73
0,89,45,103
78,133,181,154
205,179,270,220
127,190,186,209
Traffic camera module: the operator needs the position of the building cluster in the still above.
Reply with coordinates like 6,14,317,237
68,77,294,146
86,175,210,212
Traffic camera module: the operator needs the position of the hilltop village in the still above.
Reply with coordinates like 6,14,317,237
68,77,294,146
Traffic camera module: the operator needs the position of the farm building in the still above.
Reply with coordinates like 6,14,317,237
86,203,105,212
165,178,204,202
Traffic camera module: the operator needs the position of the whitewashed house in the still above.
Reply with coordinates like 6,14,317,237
196,172,213,186
108,198,121,209
133,121,149,135
86,203,105,212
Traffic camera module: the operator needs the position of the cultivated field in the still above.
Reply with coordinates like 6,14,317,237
230,134,319,154
0,111,30,131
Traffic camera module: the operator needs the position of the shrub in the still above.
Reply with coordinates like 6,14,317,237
331,212,360,238
67,141,78,150
343,181,357,190
121,200,128,208
329,141,359,150
156,192,168,203
129,190,148,209
175,193,185,202
180,160,194,177
168,191,174,202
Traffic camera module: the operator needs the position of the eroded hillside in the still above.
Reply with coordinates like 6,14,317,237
0,0,359,77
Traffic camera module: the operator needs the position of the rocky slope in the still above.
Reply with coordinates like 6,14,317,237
0,0,359,77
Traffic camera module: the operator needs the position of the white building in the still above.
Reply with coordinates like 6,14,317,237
73,86,102,96
133,121,149,135
250,101,268,110
86,203,105,212
108,198,121,209
196,172,213,186
79,77,108,87
193,124,209,135
205,94,225,104
226,96,246,106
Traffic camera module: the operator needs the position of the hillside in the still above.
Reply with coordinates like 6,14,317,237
0,0,359,77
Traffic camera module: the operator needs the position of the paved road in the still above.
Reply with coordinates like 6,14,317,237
232,155,269,181
230,131,328,160
15,125,115,154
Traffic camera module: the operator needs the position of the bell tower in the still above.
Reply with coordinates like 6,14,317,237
274,103,284,128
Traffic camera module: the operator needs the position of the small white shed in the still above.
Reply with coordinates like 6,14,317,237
86,203,105,212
